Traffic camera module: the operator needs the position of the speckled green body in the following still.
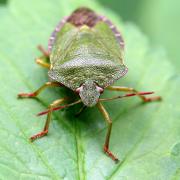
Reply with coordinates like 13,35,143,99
48,21,127,90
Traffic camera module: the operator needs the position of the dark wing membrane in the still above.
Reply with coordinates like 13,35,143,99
67,7,124,48
67,7,100,27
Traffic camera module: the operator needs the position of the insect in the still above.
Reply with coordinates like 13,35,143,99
18,7,161,163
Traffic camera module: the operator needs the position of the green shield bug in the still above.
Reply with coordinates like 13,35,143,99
18,7,161,163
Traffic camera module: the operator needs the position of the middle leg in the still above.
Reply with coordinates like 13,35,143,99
18,82,62,98
106,86,161,102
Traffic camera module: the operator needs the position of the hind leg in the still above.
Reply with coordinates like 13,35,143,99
35,45,50,69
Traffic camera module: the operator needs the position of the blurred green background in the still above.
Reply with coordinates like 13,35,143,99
98,0,180,71
0,0,7,5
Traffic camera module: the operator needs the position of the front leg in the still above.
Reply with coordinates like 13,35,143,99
106,86,161,102
30,98,66,141
97,102,119,163
75,105,86,117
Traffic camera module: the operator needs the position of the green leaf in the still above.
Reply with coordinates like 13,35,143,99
0,0,179,179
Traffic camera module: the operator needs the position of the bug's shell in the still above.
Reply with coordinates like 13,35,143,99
48,9,127,90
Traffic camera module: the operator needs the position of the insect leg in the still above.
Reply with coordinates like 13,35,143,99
35,45,51,69
37,45,50,57
97,102,119,163
18,82,62,98
30,98,66,141
35,57,50,69
75,105,86,117
106,86,161,102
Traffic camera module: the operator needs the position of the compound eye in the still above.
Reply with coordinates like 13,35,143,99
75,86,83,94
96,86,104,93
